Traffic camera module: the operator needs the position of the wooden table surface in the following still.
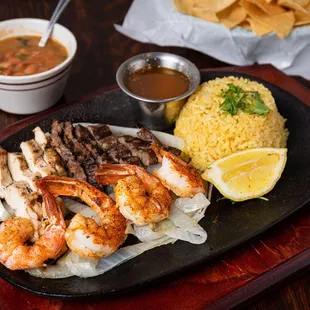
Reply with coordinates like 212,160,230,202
0,1,309,309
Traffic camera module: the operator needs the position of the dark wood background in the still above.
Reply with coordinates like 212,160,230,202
0,1,309,309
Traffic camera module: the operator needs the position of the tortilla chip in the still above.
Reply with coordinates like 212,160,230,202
278,0,309,13
192,0,238,13
217,3,247,28
289,0,310,8
294,4,310,25
190,7,219,22
175,0,301,37
246,0,286,15
295,14,310,25
239,20,252,30
265,11,296,38
173,0,194,14
301,0,310,7
241,0,295,38
247,17,272,35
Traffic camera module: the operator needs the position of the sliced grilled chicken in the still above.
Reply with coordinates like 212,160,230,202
21,139,57,177
7,152,41,191
33,126,67,176
43,148,67,176
33,126,50,150
5,181,42,241
0,148,13,199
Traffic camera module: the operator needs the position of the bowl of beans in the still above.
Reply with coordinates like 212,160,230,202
0,18,77,114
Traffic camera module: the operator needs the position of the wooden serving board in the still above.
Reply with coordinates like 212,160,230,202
0,65,309,309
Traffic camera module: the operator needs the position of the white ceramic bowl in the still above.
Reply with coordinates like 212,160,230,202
0,18,77,115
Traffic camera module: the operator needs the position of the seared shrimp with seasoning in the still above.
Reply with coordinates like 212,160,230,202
0,187,66,270
96,164,172,226
37,176,127,260
152,143,206,198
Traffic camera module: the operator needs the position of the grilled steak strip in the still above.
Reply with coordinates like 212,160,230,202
74,124,110,164
62,121,99,187
102,136,142,166
88,124,113,143
137,128,162,145
63,122,90,162
117,135,158,166
137,128,182,157
74,124,95,142
88,125,142,166
50,120,86,181
80,157,99,187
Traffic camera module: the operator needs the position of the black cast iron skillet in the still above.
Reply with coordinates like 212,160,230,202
0,71,309,298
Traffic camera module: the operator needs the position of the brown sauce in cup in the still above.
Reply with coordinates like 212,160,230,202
126,67,189,100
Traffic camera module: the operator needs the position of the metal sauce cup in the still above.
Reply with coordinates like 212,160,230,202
116,52,200,130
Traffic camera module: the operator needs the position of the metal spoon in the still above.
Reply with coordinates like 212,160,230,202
38,0,71,47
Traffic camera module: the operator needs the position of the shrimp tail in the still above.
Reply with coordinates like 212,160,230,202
152,143,194,173
151,142,163,163
96,164,137,185
40,188,66,229
37,176,118,215
37,176,80,197
39,185,67,259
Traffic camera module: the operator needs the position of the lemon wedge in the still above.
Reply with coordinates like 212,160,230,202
202,148,287,202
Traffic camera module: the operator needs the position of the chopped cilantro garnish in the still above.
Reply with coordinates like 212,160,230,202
219,83,270,116
17,53,28,60
16,37,29,46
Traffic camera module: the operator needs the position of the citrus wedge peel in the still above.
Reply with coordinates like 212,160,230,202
202,148,287,202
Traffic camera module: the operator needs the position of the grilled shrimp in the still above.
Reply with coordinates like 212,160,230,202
152,143,206,198
0,187,66,270
37,176,127,260
96,164,172,226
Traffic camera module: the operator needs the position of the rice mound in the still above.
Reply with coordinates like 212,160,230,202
174,76,289,171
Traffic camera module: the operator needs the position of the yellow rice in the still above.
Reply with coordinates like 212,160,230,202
174,76,289,171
